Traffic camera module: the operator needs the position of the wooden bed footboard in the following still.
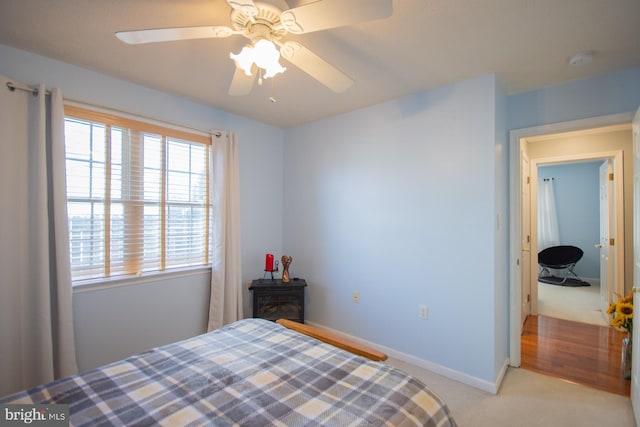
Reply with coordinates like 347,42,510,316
276,319,388,361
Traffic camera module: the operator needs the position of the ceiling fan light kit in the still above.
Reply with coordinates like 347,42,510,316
230,39,286,79
115,0,393,96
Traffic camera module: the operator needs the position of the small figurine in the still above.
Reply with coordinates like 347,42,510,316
281,255,293,283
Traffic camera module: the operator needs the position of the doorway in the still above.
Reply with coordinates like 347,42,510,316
509,112,634,367
529,151,624,321
534,159,613,327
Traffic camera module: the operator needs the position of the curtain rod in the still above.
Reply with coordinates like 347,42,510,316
65,99,223,138
5,81,50,96
5,80,223,138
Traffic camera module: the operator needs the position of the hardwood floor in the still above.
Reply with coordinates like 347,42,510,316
521,315,630,396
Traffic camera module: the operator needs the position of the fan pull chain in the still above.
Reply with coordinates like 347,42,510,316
269,77,276,103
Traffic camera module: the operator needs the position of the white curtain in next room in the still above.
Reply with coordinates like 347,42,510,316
0,76,78,397
538,178,560,251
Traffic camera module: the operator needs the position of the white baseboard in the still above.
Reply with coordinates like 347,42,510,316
306,321,507,394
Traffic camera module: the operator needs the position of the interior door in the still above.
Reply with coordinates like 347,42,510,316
631,106,640,426
598,159,613,314
521,152,531,325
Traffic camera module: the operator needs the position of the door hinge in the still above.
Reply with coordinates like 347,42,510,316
527,235,530,243
527,176,530,184
610,238,615,246
609,173,614,181
527,294,531,302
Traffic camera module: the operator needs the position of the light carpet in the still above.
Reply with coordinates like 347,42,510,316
388,358,635,427
537,279,608,327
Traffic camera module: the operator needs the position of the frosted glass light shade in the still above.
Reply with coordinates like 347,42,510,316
229,39,286,79
229,46,255,76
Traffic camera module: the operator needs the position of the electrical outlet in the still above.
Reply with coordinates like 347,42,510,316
419,305,428,319
353,292,360,303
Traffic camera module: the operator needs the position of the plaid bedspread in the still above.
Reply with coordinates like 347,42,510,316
1,318,456,426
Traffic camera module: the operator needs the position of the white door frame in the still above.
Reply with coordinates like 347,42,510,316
509,112,633,366
520,151,531,325
598,159,614,315
630,106,640,426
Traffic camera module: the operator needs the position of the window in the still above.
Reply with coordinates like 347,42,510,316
64,105,212,282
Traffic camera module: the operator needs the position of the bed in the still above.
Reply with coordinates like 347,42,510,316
0,318,457,426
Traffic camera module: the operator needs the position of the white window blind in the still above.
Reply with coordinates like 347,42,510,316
64,105,212,282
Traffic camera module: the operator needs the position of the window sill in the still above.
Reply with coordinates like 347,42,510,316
72,266,212,294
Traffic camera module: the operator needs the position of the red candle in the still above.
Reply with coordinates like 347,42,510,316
265,254,274,272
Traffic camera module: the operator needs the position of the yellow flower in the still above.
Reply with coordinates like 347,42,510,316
617,303,633,319
612,315,625,329
608,292,633,332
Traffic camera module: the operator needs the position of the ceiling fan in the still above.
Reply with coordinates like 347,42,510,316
115,0,393,96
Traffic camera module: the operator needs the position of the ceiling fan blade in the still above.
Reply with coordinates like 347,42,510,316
226,0,259,17
116,26,235,44
281,0,392,34
228,66,256,96
280,41,353,93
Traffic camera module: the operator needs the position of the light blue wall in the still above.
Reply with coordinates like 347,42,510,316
2,40,638,388
493,80,508,380
283,74,505,384
507,67,640,130
0,43,285,371
538,162,601,279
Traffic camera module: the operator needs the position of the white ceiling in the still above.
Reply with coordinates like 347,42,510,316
1,0,639,128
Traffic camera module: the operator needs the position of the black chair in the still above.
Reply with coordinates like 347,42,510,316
538,245,584,285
